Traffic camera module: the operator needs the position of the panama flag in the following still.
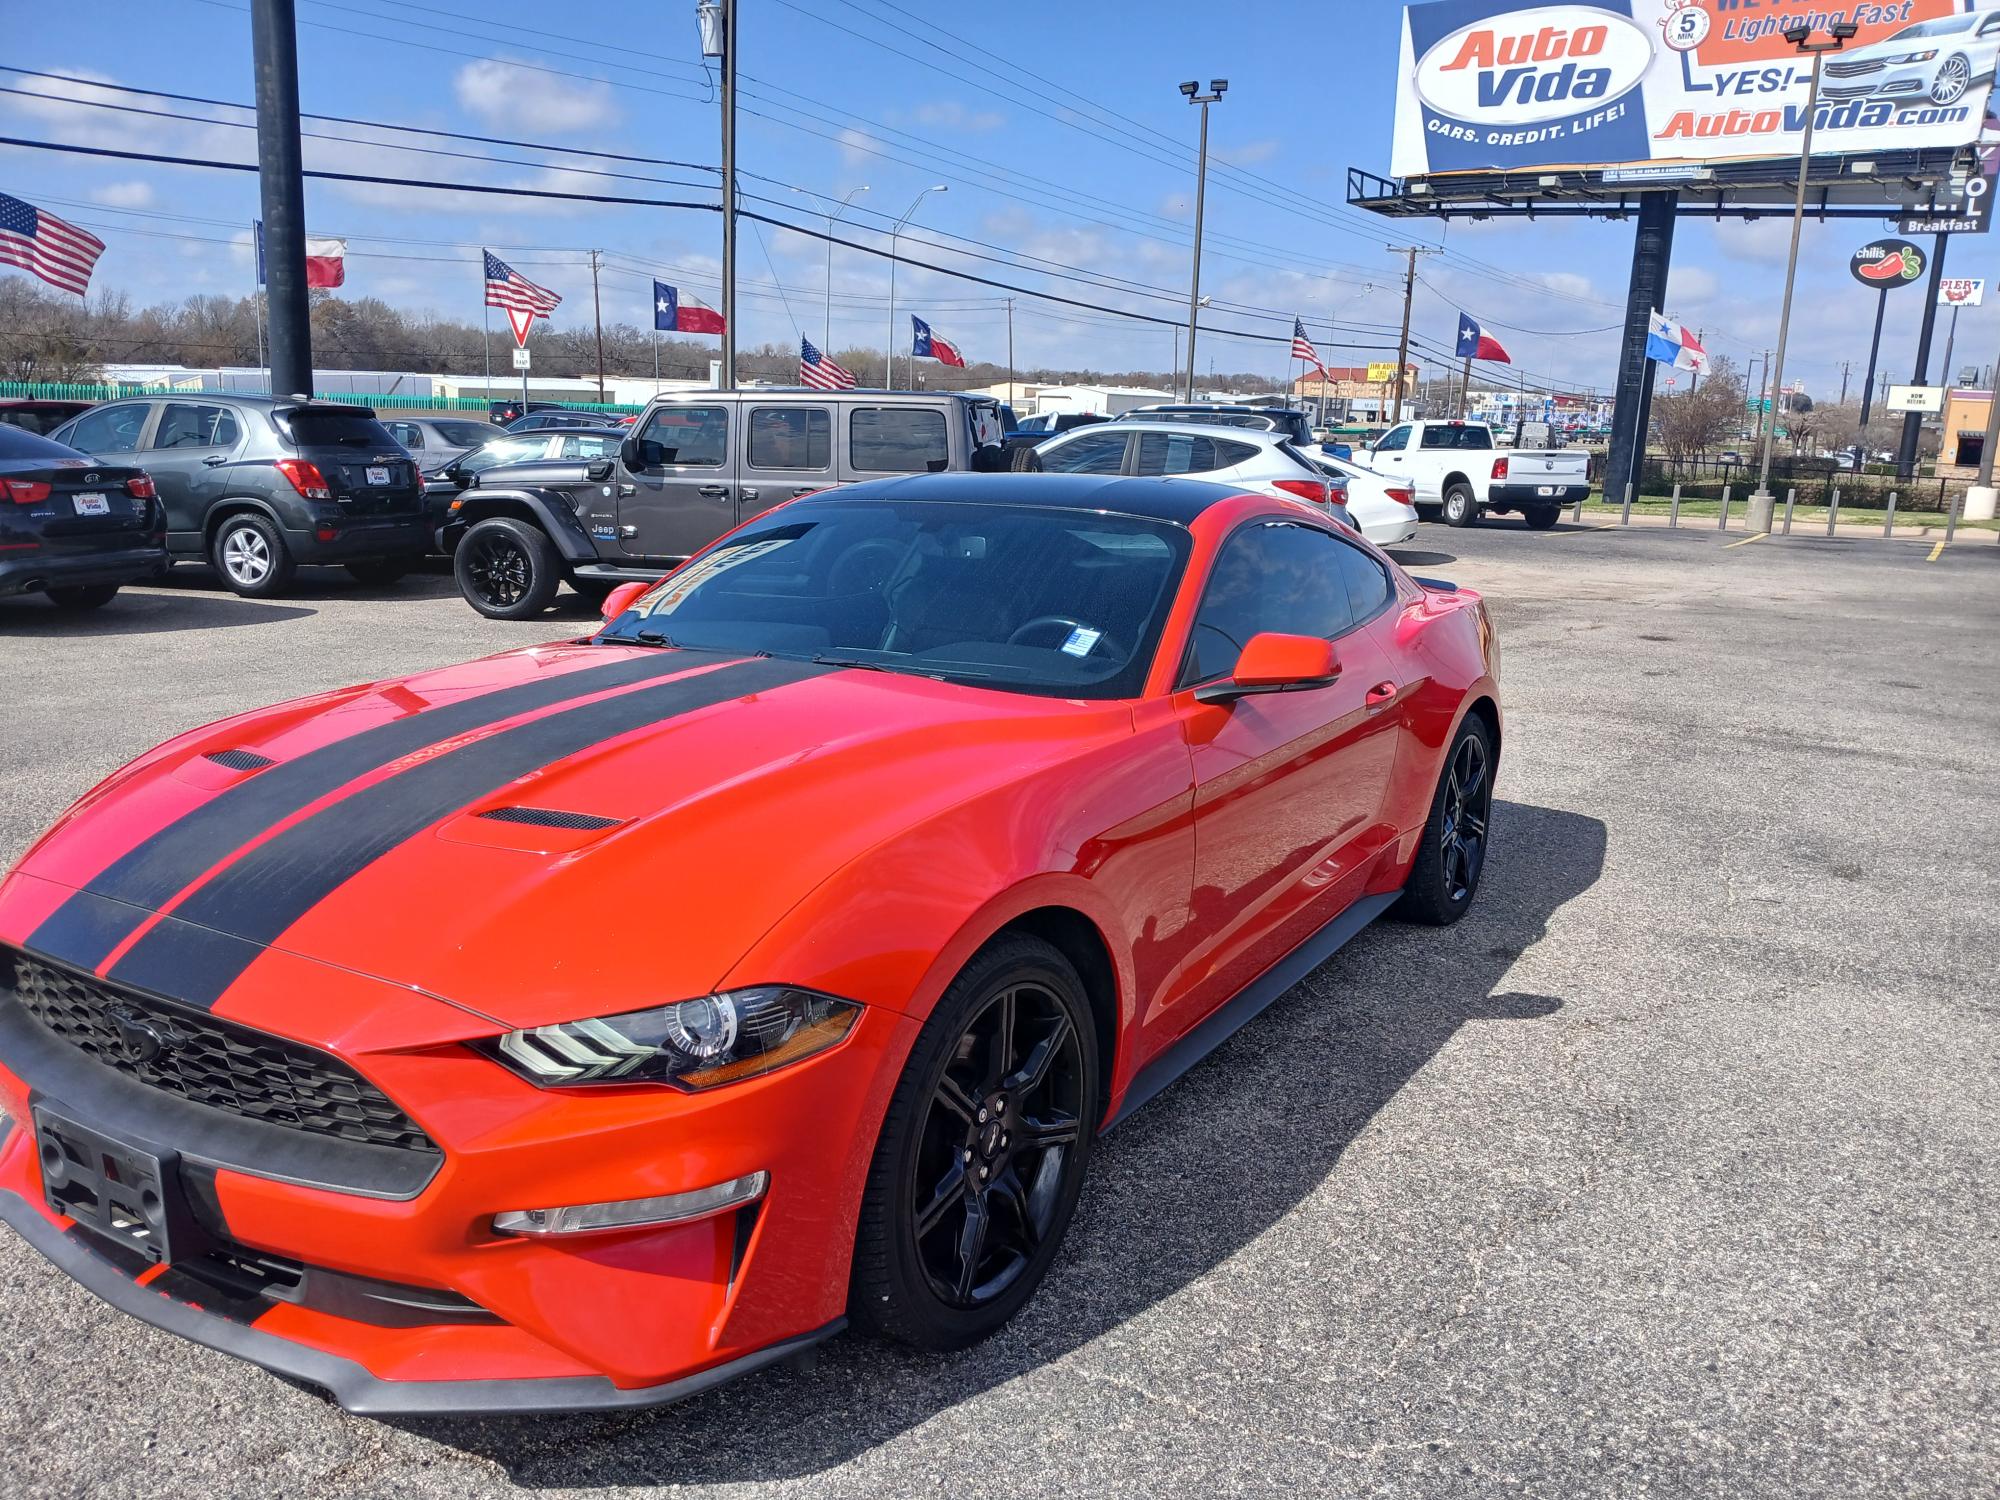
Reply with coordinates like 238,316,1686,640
1454,311,1511,364
910,315,966,367
1645,310,1709,376
654,279,726,335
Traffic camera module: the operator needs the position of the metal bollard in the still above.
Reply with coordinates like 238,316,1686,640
1570,490,1584,523
1882,490,1898,538
1945,492,1961,543
1668,482,1682,528
1620,481,1634,525
1827,487,1841,536
1718,484,1731,530
1783,487,1797,535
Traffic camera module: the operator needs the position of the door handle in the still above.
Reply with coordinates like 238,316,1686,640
697,484,729,499
1365,681,1399,709
201,455,227,467
617,484,636,497
738,487,760,502
791,486,820,496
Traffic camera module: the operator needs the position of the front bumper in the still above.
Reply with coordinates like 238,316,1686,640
0,915,915,1413
0,543,170,597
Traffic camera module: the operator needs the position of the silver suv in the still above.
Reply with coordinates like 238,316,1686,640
451,388,1011,618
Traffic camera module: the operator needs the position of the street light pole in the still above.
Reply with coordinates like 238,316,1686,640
1179,78,1226,403
697,0,736,386
249,0,312,398
792,185,868,354
1750,18,1856,532
886,185,946,389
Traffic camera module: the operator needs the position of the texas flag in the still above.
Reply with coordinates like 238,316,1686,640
1645,311,1709,376
911,315,966,367
1454,311,1510,364
654,279,725,335
255,221,346,289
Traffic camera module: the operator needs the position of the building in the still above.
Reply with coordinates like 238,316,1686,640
1289,364,1418,422
972,382,1174,417
1940,388,1993,472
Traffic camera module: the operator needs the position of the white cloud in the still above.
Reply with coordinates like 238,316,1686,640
89,181,155,209
837,127,883,170
911,101,1005,132
1668,265,1719,304
453,59,618,134
1214,138,1280,168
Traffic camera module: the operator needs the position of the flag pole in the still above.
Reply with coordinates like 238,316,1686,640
251,221,266,382
482,250,491,401
1461,353,1471,419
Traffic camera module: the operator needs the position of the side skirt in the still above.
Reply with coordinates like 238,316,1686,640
1103,891,1399,1131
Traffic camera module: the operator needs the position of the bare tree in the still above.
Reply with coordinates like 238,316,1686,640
1650,354,1743,465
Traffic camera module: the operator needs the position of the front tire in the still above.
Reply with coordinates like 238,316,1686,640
1394,713,1495,926
455,517,560,619
45,583,120,610
1930,53,1971,104
851,935,1099,1351
1441,482,1480,528
1524,505,1560,530
211,513,295,597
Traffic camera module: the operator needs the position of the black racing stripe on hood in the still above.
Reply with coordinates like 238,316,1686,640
108,656,832,1011
27,650,718,973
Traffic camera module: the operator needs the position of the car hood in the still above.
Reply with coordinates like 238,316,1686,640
6,643,1126,1031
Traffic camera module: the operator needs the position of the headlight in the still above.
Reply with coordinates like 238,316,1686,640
1895,49,1938,63
477,986,860,1090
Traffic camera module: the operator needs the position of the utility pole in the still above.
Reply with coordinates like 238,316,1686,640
1178,78,1226,402
1387,245,1438,424
1751,16,1855,531
249,0,312,398
698,0,737,387
589,249,606,402
886,186,947,390
1839,359,1851,405
1691,328,1704,390
1006,297,1015,410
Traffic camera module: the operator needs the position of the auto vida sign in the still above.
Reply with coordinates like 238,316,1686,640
1392,0,1996,177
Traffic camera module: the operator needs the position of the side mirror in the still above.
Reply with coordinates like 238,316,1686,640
600,581,649,621
584,457,615,481
1194,632,1341,705
621,437,665,471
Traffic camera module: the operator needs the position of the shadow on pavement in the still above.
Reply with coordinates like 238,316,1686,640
1388,548,1457,567
0,590,314,634
402,799,1608,1488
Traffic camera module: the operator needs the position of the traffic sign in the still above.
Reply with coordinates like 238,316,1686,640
511,346,531,371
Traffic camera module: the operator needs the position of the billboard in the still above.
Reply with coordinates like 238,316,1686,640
1391,0,1999,177
1365,361,1403,383
1849,238,1929,288
1940,277,1987,304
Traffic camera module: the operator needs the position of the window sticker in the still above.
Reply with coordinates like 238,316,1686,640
1060,627,1101,658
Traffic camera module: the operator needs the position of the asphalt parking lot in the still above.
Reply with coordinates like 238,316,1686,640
1,522,1994,1499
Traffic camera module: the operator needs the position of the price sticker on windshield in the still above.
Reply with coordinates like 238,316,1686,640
1060,627,1101,658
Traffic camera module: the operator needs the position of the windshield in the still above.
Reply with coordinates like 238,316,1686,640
457,435,552,474
0,424,86,462
600,498,1190,699
432,420,503,447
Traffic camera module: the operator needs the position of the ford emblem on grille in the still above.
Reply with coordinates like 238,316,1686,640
108,1008,171,1064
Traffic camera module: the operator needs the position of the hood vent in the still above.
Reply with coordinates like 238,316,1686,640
203,748,277,771
475,806,622,832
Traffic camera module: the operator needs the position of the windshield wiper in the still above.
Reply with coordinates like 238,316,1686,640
809,653,998,682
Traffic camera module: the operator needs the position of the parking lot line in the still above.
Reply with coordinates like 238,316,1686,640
1927,539,1947,562
1722,532,1767,549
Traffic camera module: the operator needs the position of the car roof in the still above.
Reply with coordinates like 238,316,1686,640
1052,419,1288,445
797,471,1250,524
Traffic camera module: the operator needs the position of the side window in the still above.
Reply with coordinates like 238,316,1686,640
1182,522,1354,685
1213,439,1260,468
67,403,151,453
639,405,729,466
851,406,949,472
388,422,423,448
1134,431,1218,475
1334,537,1393,623
1040,431,1129,475
561,434,620,460
746,406,831,471
1374,425,1410,452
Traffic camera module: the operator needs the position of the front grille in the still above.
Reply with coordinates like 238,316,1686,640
1825,57,1884,76
476,805,621,831
6,951,437,1155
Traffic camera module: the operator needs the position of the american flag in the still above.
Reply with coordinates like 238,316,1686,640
483,250,561,316
800,337,855,391
0,193,104,297
1290,317,1325,374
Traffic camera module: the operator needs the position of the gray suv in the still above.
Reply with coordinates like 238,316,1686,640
50,396,429,596
451,388,1011,618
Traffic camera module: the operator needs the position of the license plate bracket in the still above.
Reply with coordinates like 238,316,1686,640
73,492,110,516
32,1107,201,1264
364,465,391,487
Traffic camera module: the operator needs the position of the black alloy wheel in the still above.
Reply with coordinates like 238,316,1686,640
852,935,1099,1349
455,517,559,620
1394,714,1496,925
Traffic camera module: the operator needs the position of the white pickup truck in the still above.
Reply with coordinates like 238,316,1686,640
1358,420,1591,529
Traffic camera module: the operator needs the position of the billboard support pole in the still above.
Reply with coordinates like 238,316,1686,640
1895,232,1950,480
1857,286,1888,467
1940,302,1962,397
1604,190,1678,521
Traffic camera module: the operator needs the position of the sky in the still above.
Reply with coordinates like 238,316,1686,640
2,0,1994,401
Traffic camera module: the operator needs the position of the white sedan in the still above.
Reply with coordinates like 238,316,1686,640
1313,451,1420,546
1033,421,1416,546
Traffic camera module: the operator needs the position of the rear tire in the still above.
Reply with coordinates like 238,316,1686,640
344,559,410,586
1441,483,1479,528
455,517,560,619
45,583,120,610
1524,505,1560,530
1394,713,1496,927
211,513,295,597
850,934,1098,1352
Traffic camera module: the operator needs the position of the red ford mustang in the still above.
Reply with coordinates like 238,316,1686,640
0,473,1500,1415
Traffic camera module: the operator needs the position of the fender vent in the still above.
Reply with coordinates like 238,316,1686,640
203,748,276,771
475,806,621,831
